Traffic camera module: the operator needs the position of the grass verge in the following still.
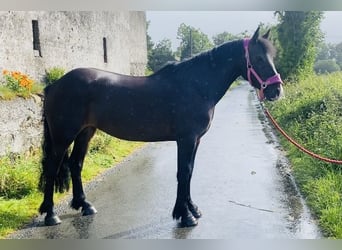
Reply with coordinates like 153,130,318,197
266,72,342,238
0,131,143,238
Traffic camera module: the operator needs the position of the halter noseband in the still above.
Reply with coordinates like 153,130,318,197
243,38,282,100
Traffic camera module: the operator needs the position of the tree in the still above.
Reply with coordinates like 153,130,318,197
146,21,155,74
176,23,213,60
316,43,333,61
275,11,324,81
146,21,154,53
147,39,175,72
212,31,247,46
316,42,342,69
146,21,175,73
314,59,340,74
332,42,342,68
212,23,278,50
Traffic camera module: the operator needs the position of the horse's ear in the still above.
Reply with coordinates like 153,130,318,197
251,27,260,43
263,29,271,39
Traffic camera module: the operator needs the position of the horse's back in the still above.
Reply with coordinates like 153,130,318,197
43,67,213,142
43,68,176,141
44,67,146,113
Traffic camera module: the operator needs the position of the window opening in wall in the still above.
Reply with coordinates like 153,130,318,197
32,20,42,57
103,37,108,63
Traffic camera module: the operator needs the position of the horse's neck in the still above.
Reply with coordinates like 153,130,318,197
191,40,244,105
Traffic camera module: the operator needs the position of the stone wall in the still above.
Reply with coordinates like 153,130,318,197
0,11,147,81
0,11,147,156
0,95,43,156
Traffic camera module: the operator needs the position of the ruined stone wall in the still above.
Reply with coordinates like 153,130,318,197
0,11,147,155
0,96,42,156
0,11,147,81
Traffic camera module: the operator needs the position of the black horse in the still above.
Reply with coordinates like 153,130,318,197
38,27,283,227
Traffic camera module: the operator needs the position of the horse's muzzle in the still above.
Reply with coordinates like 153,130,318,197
263,83,283,101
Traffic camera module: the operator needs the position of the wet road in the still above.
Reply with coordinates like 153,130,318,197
10,83,321,239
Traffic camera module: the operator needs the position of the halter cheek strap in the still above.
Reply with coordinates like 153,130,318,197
243,39,282,100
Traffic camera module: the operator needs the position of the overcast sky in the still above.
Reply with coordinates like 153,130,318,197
146,11,342,50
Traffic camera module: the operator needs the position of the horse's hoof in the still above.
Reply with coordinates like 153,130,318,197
82,205,97,216
181,214,198,227
44,214,61,226
189,206,202,219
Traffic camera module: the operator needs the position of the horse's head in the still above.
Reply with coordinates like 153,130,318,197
243,27,283,101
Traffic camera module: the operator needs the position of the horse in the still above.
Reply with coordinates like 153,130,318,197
38,27,283,227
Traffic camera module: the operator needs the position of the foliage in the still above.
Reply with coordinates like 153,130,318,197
317,42,342,70
0,86,17,100
147,39,175,72
176,23,213,60
145,68,154,76
316,42,334,61
146,20,175,72
146,20,155,72
44,67,65,85
0,70,44,100
266,72,342,238
146,21,154,52
1,70,34,93
212,31,247,46
0,131,142,238
275,11,324,81
331,42,342,69
314,59,340,74
0,154,39,199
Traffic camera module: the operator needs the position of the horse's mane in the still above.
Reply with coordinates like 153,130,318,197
150,37,276,82
151,39,242,80
152,61,179,75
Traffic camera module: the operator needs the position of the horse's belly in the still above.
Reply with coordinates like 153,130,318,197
96,118,175,142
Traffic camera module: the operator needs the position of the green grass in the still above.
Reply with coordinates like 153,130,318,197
266,72,342,238
0,131,142,238
0,83,44,100
44,67,65,85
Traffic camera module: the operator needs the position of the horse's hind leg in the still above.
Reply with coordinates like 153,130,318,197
39,144,69,226
69,127,97,216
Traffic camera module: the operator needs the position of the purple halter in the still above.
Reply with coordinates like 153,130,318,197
243,38,282,100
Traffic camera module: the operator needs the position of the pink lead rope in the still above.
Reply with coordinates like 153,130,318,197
243,39,283,101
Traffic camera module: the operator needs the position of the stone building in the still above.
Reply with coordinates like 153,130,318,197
0,11,147,81
0,11,147,155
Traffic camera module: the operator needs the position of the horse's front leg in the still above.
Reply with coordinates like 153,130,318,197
173,136,201,227
187,138,202,219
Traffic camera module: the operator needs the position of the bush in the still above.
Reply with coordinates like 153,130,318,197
44,67,65,85
0,154,39,199
266,72,342,238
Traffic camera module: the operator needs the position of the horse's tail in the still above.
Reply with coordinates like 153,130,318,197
38,86,70,193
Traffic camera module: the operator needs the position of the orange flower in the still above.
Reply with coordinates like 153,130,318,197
19,76,33,90
3,70,34,91
11,72,21,80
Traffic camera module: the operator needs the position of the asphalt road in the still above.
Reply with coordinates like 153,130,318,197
9,82,321,239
